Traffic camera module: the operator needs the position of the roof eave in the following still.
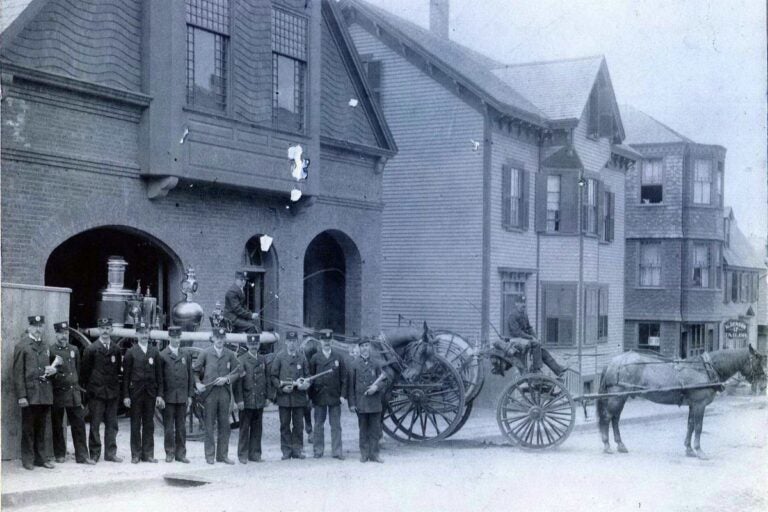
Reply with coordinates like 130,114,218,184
1,0,50,48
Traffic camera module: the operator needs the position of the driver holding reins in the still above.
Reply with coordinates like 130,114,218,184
503,295,565,378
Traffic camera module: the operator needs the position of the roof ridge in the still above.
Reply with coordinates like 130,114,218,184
492,54,605,70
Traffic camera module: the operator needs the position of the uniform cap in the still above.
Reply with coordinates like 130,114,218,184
357,336,373,346
319,329,333,341
28,315,45,326
97,318,113,328
136,322,149,334
285,331,298,341
53,321,69,332
211,327,227,340
247,334,260,344
168,326,182,337
235,271,247,280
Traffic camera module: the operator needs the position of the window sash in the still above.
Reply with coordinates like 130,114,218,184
693,160,712,204
544,284,575,346
186,26,228,111
186,0,230,35
641,160,662,184
638,322,660,351
693,244,710,287
639,243,661,286
501,272,527,337
546,175,561,232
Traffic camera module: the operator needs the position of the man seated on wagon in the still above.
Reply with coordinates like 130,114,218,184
493,296,565,378
223,272,260,333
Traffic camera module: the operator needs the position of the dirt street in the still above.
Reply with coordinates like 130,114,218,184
14,400,768,512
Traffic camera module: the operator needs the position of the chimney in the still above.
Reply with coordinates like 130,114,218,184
429,0,449,39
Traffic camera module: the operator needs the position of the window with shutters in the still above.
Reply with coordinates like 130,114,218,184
542,283,576,346
546,175,561,232
639,242,661,287
598,287,608,342
186,0,229,112
731,270,739,302
272,8,307,133
693,160,712,204
640,159,663,204
582,178,598,234
502,166,526,229
500,271,528,337
692,244,710,288
638,322,660,352
584,287,598,346
601,190,614,242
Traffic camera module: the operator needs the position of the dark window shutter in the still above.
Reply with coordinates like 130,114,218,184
596,181,604,238
521,170,529,230
501,165,511,228
588,86,598,136
724,271,731,304
608,192,615,241
541,286,548,343
535,173,547,232
560,172,579,233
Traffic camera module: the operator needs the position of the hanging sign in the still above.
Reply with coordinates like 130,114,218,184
724,320,748,340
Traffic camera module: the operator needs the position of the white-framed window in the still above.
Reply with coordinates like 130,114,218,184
693,244,710,288
693,159,712,204
638,322,661,352
542,283,576,346
500,271,527,337
502,166,525,229
582,178,598,234
639,242,661,287
641,159,663,204
546,175,561,232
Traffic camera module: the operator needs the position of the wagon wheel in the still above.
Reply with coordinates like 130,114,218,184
186,399,206,441
496,374,575,449
383,354,465,443
431,331,485,403
445,401,473,438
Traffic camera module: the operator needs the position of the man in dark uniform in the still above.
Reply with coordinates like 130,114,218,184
158,326,192,463
505,296,565,377
309,329,347,459
234,334,269,464
348,337,387,463
224,271,260,333
122,322,162,463
270,331,310,460
13,315,56,470
50,321,93,465
193,327,240,465
81,318,124,463
301,333,322,439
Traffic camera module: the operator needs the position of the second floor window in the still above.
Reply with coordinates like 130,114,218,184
272,8,307,133
546,175,561,232
639,242,661,287
186,0,229,111
641,160,663,204
692,244,710,287
693,159,712,204
502,166,526,229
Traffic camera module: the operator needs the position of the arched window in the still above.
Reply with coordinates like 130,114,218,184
241,235,279,332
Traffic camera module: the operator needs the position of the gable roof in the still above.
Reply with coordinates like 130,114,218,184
619,104,692,145
342,0,546,124
724,217,765,270
490,56,604,122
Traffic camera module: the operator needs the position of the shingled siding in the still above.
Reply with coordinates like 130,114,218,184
2,0,143,92
320,14,378,147
625,239,684,321
348,23,485,334
232,0,272,125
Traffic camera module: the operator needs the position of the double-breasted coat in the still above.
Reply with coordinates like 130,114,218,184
81,339,122,400
158,347,193,404
49,343,83,408
234,352,270,409
308,349,347,407
348,356,386,413
13,335,54,405
270,350,309,408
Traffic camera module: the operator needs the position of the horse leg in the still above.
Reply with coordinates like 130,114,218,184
684,406,696,457
693,405,708,460
597,398,613,454
612,414,628,453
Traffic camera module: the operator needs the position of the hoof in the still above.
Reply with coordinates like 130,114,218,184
685,448,697,458
603,446,614,454
695,450,709,460
617,443,628,454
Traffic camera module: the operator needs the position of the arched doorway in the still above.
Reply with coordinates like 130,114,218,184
44,227,181,329
303,230,362,336
241,235,279,332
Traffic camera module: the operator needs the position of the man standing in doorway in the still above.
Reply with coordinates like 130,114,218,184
224,271,260,333
122,322,162,463
270,331,310,459
309,329,346,459
193,327,240,465
81,318,123,463
13,315,56,470
50,321,93,465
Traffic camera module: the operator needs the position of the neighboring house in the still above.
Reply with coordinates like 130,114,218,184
342,0,637,397
0,0,395,337
621,105,764,356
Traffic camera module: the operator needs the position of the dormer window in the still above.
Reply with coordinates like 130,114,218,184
640,159,663,204
586,74,616,140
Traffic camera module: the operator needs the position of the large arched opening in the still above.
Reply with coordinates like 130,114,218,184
44,226,182,329
303,230,362,336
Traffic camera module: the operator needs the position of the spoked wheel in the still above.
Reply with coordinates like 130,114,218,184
496,373,575,449
383,354,465,442
445,401,473,438
186,398,206,441
430,330,485,403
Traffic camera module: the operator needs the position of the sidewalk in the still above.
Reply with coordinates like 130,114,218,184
2,394,765,508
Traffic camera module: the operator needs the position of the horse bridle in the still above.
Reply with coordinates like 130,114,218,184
742,352,766,383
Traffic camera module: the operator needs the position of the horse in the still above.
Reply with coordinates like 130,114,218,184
596,345,766,459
